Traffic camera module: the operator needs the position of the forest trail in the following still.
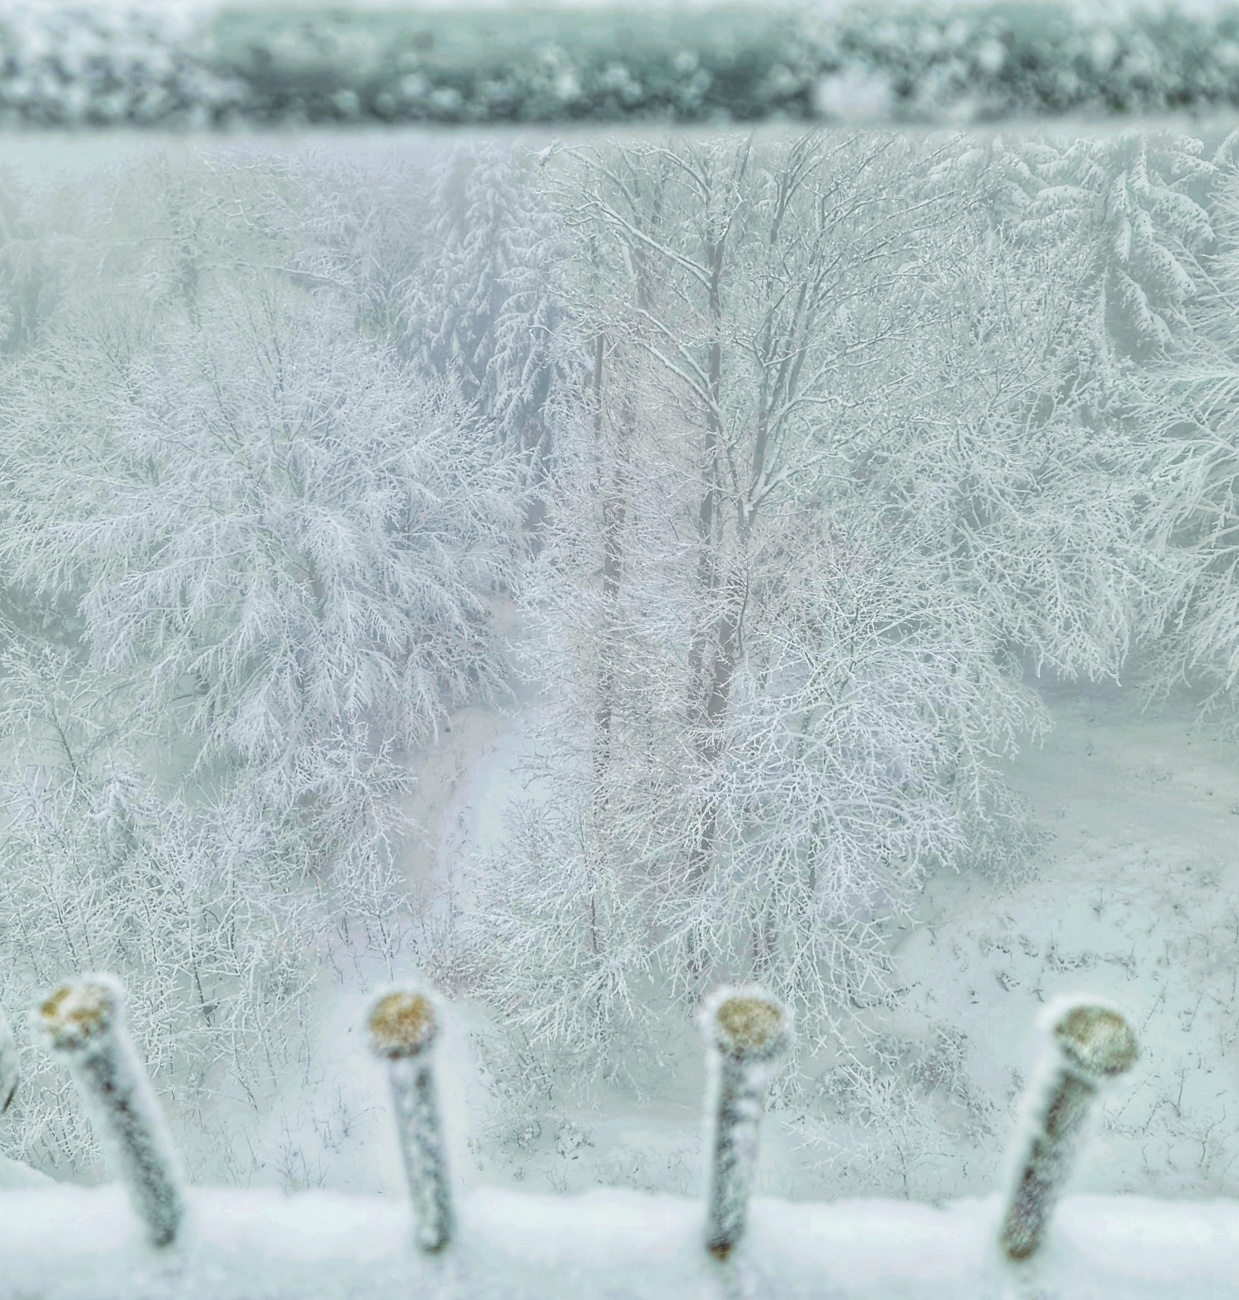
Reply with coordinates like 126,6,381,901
396,601,545,903
397,704,514,893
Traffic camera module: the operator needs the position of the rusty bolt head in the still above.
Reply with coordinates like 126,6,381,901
367,988,438,1060
34,977,121,1054
703,987,789,1063
1053,1001,1138,1079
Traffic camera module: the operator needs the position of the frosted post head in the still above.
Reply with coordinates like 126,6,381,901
35,978,119,1056
701,986,790,1260
367,989,439,1060
999,995,1137,1263
706,991,789,1064
367,985,454,1253
1052,1003,1138,1080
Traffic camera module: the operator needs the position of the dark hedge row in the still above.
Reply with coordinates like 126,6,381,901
1,3,1238,129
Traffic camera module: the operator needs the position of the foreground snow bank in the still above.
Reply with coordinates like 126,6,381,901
0,1184,1233,1299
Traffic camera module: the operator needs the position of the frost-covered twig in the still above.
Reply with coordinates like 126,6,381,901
700,987,790,1259
999,995,1138,1262
367,986,454,1253
32,975,186,1249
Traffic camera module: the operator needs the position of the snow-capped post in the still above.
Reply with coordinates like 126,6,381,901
32,975,186,1249
366,985,455,1253
700,985,790,1260
999,995,1138,1262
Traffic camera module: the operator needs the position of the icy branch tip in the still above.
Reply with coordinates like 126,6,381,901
704,987,789,1062
34,976,121,1054
367,988,438,1060
1049,999,1137,1079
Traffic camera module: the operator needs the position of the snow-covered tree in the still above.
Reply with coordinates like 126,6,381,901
461,794,655,1093
405,144,587,547
284,150,432,353
824,201,1177,695
459,134,1037,1104
874,130,1224,754
284,146,586,551
1128,150,1239,723
0,167,73,358
1014,130,1213,373
4,270,518,949
0,626,315,1183
561,134,961,891
0,152,301,655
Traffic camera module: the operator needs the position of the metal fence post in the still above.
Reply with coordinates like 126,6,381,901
999,995,1138,1262
32,975,187,1249
700,985,790,1260
366,985,455,1253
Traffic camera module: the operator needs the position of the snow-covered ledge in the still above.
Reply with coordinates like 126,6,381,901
3,976,1233,1299
0,1184,1234,1300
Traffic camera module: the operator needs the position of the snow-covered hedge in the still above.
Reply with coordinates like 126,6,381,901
4,2,1239,128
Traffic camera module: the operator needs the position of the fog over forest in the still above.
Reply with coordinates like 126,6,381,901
0,129,1237,1206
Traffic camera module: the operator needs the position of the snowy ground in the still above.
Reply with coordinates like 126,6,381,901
4,1183,1239,1300
891,677,1239,1203
339,675,1239,1209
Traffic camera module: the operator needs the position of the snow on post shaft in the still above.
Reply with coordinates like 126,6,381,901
0,1006,18,1114
700,987,790,1260
366,986,454,1253
32,975,186,1249
999,995,1139,1262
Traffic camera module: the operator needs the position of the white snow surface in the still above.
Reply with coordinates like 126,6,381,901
0,1184,1234,1299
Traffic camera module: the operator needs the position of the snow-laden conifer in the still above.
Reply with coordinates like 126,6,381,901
286,152,430,354
998,995,1138,1262
700,986,789,1259
32,975,187,1249
406,143,585,547
1124,148,1239,728
1015,131,1212,371
367,986,454,1253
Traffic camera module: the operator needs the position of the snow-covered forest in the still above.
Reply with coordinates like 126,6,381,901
1,127,1238,1209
